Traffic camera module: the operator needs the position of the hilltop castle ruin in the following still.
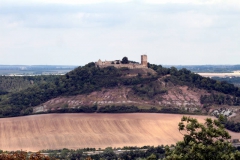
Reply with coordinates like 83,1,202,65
95,55,148,69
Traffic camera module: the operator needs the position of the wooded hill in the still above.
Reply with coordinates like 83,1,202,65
0,62,240,121
0,75,59,93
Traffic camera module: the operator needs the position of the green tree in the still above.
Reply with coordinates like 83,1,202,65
122,57,129,64
69,149,83,160
100,147,117,160
147,153,157,160
164,116,240,160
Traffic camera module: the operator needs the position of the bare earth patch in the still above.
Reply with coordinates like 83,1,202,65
0,113,239,151
33,85,209,113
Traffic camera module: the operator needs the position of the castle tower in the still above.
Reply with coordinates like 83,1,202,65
141,55,147,67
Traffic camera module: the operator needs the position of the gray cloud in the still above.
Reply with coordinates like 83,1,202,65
1,2,239,29
0,1,240,65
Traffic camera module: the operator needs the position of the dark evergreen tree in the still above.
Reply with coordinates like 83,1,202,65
122,57,129,64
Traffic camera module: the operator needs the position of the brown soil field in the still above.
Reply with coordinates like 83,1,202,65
0,113,239,151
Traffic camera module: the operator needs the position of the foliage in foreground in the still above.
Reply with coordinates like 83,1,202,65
0,151,49,160
165,115,240,160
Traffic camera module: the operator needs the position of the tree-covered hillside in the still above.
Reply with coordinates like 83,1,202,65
0,62,240,119
8,63,156,107
0,75,59,93
149,64,240,105
148,64,240,96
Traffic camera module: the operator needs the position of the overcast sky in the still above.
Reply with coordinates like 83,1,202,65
0,0,240,65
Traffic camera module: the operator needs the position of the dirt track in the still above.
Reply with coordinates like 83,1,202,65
0,113,239,151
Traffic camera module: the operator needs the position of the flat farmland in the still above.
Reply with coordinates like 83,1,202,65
198,71,240,77
0,113,239,151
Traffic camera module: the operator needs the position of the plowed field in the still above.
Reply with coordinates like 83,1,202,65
0,113,239,151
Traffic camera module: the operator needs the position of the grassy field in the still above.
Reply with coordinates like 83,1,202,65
0,113,239,151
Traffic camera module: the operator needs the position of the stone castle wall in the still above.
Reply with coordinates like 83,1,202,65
97,63,147,69
95,55,148,69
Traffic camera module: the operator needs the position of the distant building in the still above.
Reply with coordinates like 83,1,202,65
95,55,148,69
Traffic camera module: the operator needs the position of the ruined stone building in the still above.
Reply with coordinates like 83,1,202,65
141,55,147,67
95,55,148,69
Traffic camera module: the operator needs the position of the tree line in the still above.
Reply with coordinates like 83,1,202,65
39,146,165,160
200,94,240,106
0,75,59,93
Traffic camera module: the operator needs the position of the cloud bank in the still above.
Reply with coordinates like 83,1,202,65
0,0,239,65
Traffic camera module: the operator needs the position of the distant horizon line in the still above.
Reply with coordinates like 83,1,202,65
0,64,240,66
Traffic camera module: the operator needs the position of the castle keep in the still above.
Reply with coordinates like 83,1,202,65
95,55,148,69
141,55,147,67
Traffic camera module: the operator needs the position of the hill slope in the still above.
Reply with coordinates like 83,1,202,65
1,62,240,123
1,113,240,151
